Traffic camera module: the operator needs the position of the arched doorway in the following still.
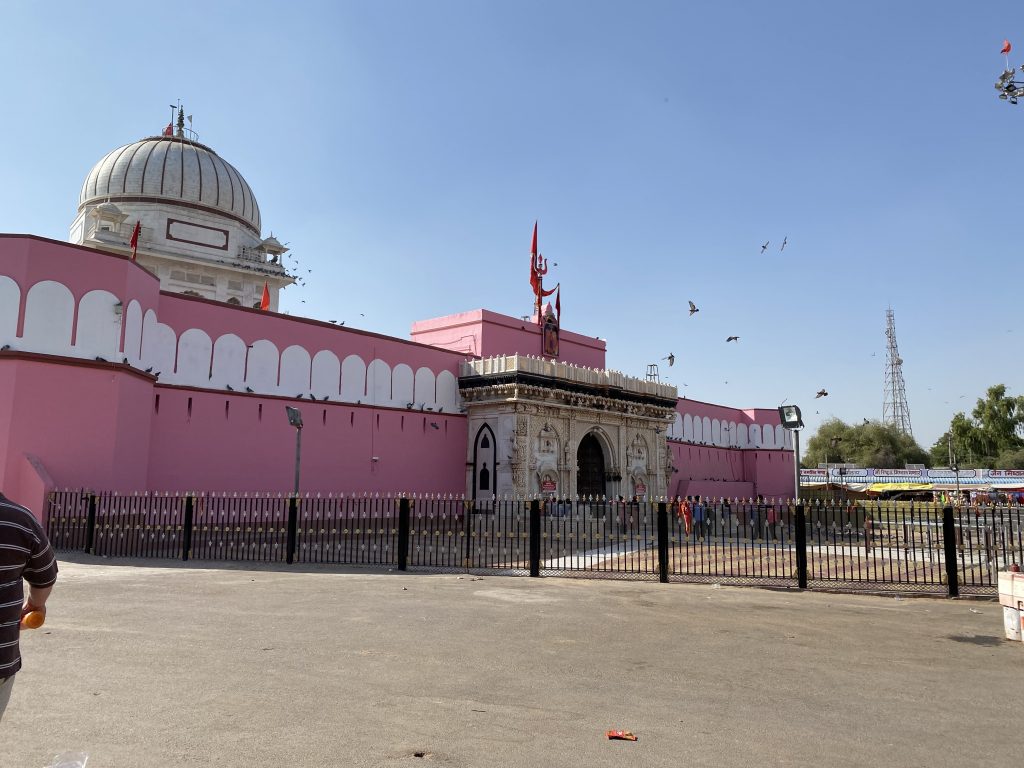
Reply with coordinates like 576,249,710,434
576,433,606,499
472,424,497,500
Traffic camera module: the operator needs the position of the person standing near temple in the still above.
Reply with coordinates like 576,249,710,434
677,496,693,540
692,495,706,540
0,493,58,723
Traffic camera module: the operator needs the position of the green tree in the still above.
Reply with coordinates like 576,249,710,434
803,418,928,469
930,385,1024,468
996,447,1024,469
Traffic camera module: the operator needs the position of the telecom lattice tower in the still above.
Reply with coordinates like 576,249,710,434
882,308,913,436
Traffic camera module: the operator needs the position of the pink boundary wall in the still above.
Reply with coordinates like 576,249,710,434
0,235,794,520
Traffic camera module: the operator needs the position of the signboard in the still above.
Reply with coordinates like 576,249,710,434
828,468,868,478
927,469,977,479
989,470,1024,478
800,469,826,477
541,480,557,492
635,483,647,495
873,469,924,478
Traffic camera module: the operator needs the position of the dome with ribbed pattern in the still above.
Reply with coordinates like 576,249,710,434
78,136,261,234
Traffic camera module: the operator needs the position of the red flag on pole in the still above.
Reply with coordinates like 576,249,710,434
162,123,174,136
1002,39,1012,54
259,281,270,311
129,221,141,261
529,222,539,294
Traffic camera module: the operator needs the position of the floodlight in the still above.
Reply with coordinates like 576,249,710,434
285,405,303,429
778,404,803,430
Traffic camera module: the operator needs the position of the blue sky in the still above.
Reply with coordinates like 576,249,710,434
1,1,1021,450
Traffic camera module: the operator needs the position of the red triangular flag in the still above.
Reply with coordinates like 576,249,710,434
259,281,270,311
129,221,141,261
555,284,560,322
162,123,173,136
1002,39,1012,55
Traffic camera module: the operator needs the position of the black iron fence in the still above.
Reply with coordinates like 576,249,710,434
45,492,1024,596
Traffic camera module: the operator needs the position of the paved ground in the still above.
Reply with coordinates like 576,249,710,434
3,555,1021,768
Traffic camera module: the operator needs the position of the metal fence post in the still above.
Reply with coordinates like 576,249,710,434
84,492,98,555
529,499,541,577
942,506,959,598
795,503,808,589
182,495,194,562
286,495,298,565
657,502,669,583
397,497,410,571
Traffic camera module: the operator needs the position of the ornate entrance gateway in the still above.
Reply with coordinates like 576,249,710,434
576,433,606,498
459,355,677,499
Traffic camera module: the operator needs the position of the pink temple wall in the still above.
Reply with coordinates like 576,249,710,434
145,387,465,494
410,309,606,368
0,235,795,517
670,398,795,501
0,358,155,506
0,236,470,516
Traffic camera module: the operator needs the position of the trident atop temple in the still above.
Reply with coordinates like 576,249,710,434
528,222,558,323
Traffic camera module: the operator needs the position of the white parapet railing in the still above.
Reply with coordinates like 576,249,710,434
460,355,677,401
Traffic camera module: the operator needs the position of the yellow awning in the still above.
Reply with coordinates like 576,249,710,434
866,482,933,492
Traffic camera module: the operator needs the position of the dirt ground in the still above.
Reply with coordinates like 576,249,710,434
3,555,1021,768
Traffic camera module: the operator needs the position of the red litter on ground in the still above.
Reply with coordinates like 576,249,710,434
606,730,638,741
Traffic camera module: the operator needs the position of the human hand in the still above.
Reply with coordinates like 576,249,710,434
21,602,46,630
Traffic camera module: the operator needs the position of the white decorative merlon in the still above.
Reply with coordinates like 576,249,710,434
461,355,677,401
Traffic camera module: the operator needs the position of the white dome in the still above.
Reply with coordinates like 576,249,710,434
79,136,261,234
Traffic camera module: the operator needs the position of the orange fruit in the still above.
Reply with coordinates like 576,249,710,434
21,611,45,630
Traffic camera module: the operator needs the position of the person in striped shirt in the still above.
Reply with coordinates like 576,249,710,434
0,493,58,722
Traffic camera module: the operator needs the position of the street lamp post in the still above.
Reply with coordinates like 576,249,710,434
285,406,304,496
948,433,961,506
778,405,805,502
825,436,843,502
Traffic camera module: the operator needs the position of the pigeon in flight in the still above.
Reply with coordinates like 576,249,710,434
662,353,675,366
815,389,829,398
780,236,787,252
760,241,769,254
688,300,699,316
726,336,739,343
